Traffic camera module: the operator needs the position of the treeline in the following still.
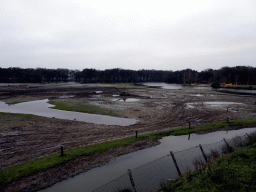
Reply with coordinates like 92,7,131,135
165,66,256,85
0,68,168,83
75,69,168,83
0,68,74,83
0,66,256,85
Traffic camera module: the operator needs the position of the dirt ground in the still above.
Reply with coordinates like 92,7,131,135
1,83,256,191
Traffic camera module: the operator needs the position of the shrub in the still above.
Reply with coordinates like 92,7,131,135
211,82,221,88
209,149,220,159
192,156,205,170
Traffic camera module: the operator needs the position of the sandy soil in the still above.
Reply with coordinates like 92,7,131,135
1,83,256,191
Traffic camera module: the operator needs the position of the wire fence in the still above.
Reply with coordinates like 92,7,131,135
93,132,256,192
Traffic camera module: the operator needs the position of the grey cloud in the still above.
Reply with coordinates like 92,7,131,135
1,0,256,71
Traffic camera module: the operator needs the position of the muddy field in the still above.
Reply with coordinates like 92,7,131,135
1,83,256,191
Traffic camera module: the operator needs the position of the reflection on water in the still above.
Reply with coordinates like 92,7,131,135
111,98,140,102
58,95,75,99
40,127,256,192
0,99,137,126
141,83,256,95
186,101,244,109
191,94,204,97
142,82,211,90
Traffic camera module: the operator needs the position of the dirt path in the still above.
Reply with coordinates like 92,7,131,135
1,83,256,191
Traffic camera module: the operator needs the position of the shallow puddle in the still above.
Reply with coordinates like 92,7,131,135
58,95,75,99
186,101,244,109
204,101,244,105
0,99,137,126
0,131,19,136
40,127,256,192
91,95,102,98
191,94,204,97
111,98,140,102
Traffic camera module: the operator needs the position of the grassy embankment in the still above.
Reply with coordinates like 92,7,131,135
47,100,119,117
1,114,256,186
158,133,256,192
4,100,27,105
107,83,147,88
223,85,256,90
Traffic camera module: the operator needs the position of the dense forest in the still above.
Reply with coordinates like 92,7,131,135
0,66,256,85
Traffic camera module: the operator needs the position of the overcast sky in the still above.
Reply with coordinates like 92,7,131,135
1,0,256,71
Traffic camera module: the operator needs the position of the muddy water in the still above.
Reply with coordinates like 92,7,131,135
111,98,140,102
0,99,137,126
217,88,256,95
186,101,244,109
142,82,256,95
40,127,256,192
142,82,211,90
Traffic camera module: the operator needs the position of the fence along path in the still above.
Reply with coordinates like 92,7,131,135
92,133,252,192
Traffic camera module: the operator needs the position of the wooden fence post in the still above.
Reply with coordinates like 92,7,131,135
61,146,63,156
170,151,181,176
246,133,251,139
223,138,233,152
127,169,137,192
199,144,208,163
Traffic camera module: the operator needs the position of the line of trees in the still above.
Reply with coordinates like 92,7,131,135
165,66,256,85
0,66,256,85
75,68,169,83
0,68,169,83
0,68,75,83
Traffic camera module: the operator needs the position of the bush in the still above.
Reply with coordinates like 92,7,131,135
211,82,221,88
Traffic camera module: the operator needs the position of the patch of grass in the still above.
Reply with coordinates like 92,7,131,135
5,100,27,105
48,100,119,117
158,143,256,192
162,118,256,136
130,118,256,140
0,112,42,127
225,85,256,90
107,83,147,88
0,112,35,117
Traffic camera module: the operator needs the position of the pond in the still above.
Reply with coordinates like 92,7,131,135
141,83,256,95
186,101,244,109
39,127,256,192
141,82,211,90
0,99,137,126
